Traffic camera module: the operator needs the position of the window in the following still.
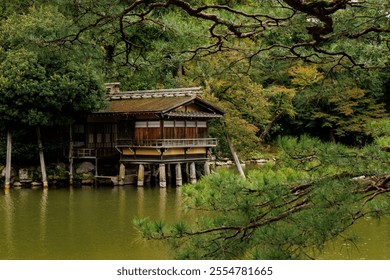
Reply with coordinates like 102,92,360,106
187,121,196,127
148,121,160,128
135,121,147,128
176,121,185,127
164,121,174,127
198,121,207,128
96,133,102,143
88,133,94,144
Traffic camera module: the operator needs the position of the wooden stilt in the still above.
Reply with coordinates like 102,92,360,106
137,164,144,187
159,163,166,188
37,127,48,188
190,162,197,184
119,163,126,186
204,161,211,176
95,158,98,177
175,163,182,187
5,130,12,189
68,125,73,186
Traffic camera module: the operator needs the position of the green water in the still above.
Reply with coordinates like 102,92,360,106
1,186,389,260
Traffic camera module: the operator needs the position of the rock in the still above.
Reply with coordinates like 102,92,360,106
19,168,33,182
31,182,42,189
81,171,94,184
56,162,67,170
76,162,95,174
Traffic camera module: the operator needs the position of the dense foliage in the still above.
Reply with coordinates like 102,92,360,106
0,0,389,259
135,135,390,259
0,1,389,156
0,6,106,128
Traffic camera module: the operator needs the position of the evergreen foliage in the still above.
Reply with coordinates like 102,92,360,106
135,136,390,259
0,0,389,259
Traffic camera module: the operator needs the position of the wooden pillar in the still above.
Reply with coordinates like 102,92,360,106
189,162,197,184
159,163,166,188
204,161,211,176
5,130,12,189
69,125,74,186
175,163,182,187
119,162,126,186
137,164,144,187
37,127,48,188
95,158,98,177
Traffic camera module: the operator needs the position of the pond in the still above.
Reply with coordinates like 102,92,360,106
0,186,389,260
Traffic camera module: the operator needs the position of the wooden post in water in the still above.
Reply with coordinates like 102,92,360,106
119,162,126,186
137,164,144,187
37,127,48,188
175,163,182,187
189,162,197,184
5,130,12,189
204,161,211,176
69,124,74,186
159,163,166,188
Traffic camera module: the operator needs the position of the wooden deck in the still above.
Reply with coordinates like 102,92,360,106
116,138,217,149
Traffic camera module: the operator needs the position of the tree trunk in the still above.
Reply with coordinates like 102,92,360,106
259,111,283,143
5,130,12,189
329,128,336,144
37,126,48,188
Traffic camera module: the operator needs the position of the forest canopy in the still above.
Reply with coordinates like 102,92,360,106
1,0,388,154
0,0,389,259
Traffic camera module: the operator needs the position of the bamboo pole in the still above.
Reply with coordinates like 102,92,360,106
5,130,12,189
37,127,48,188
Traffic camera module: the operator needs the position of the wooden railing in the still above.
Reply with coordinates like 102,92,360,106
116,138,217,148
73,148,96,158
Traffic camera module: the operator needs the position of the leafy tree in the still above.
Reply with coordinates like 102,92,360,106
0,6,106,128
135,135,390,259
0,5,106,185
72,0,389,69
289,66,388,144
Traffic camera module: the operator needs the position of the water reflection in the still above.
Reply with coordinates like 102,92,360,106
137,187,144,217
40,188,48,245
2,190,15,258
0,186,389,260
159,188,167,219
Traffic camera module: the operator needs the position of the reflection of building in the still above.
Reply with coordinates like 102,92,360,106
70,83,224,187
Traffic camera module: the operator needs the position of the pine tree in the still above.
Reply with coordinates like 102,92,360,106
134,135,390,259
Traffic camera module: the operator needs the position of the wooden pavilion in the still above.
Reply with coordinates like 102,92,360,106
70,83,224,187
